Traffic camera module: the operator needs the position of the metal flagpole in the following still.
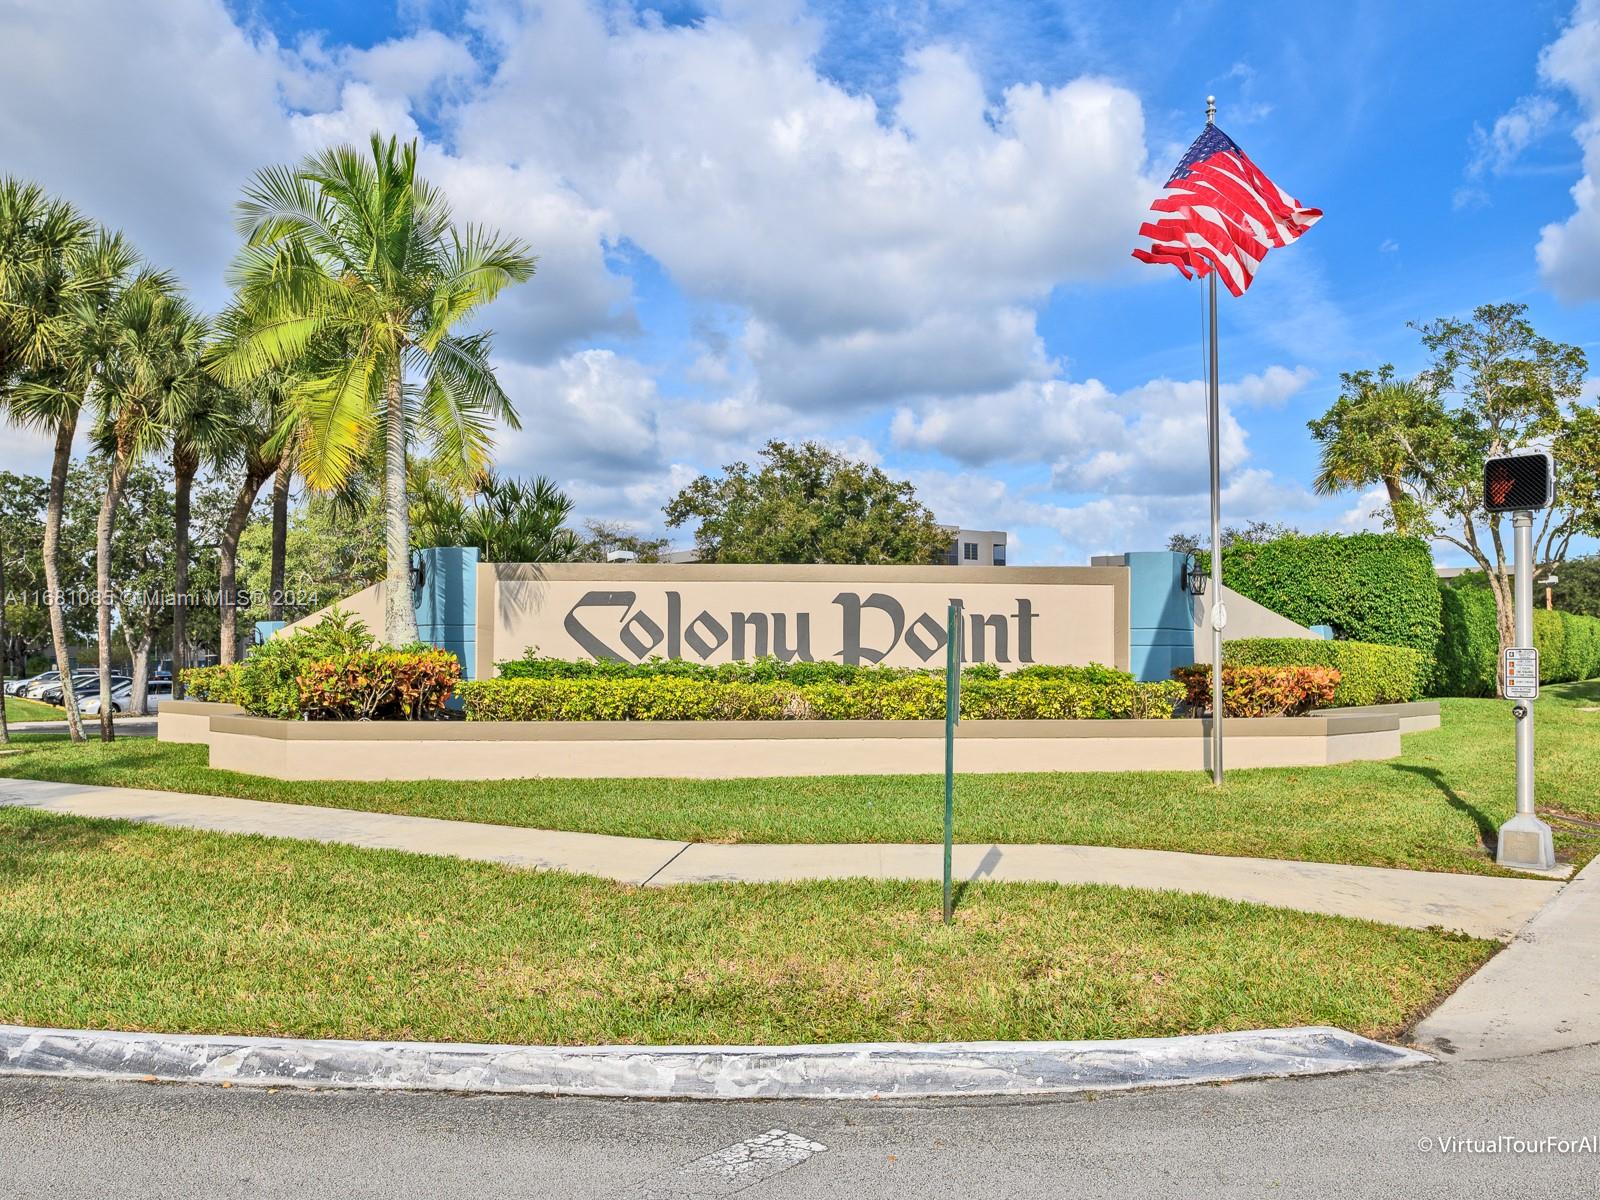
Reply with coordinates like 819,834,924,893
1205,94,1225,786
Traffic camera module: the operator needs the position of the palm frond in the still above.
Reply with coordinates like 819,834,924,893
421,226,537,348
425,332,520,429
292,340,380,489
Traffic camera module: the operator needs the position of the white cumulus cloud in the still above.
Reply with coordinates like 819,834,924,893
1535,0,1600,302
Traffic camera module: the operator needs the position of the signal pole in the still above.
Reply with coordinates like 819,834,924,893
1496,509,1556,870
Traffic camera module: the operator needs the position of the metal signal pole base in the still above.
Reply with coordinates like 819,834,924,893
1496,812,1555,872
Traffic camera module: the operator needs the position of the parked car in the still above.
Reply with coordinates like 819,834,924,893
22,671,72,699
39,673,129,706
79,678,170,715
7,671,59,696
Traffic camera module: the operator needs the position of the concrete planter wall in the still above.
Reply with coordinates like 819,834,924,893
157,700,246,744
162,702,1439,782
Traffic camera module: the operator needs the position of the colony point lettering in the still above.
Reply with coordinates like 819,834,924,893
563,590,1040,666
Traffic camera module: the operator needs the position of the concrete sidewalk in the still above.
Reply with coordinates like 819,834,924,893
4,717,156,737
0,776,1563,939
1412,856,1600,1058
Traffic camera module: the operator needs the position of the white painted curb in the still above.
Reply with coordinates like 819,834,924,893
0,1024,1431,1100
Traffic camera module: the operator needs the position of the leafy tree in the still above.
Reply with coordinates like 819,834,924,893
411,467,582,563
1546,554,1600,619
0,471,48,679
579,519,667,563
63,460,175,713
664,440,949,565
211,133,537,646
1165,521,1301,557
212,368,294,664
169,377,234,697
236,490,385,628
1307,303,1593,662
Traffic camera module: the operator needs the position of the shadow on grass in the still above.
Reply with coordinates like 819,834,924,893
1550,679,1600,704
0,808,128,883
1390,763,1498,855
949,845,1005,914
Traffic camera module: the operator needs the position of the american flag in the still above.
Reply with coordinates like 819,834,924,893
1132,123,1321,296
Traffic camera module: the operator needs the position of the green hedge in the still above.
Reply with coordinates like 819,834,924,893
1223,638,1425,706
1535,608,1600,684
1434,584,1600,695
496,653,915,684
458,670,1184,722
1434,585,1500,696
1210,534,1443,670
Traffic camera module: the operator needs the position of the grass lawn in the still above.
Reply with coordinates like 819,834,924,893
0,807,1493,1045
6,685,1600,876
5,695,62,722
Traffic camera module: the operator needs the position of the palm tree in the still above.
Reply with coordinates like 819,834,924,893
1,189,137,742
412,467,583,563
209,133,537,646
83,280,202,739
1308,377,1447,537
169,376,234,699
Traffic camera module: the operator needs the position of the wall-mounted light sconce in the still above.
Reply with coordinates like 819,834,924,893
1184,554,1208,596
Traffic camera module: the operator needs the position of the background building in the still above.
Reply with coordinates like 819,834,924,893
941,528,1008,567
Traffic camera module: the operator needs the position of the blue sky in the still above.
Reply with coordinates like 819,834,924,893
4,0,1598,563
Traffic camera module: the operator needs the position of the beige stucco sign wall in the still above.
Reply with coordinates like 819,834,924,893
478,563,1129,677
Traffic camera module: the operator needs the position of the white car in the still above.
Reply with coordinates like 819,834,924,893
6,671,58,696
79,679,171,715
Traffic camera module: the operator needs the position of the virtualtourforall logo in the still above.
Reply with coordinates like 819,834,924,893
562,590,1042,666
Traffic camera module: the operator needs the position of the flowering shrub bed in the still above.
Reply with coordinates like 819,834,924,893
1171,664,1340,718
296,649,461,720
180,611,459,721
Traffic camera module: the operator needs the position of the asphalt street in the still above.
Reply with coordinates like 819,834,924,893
4,1043,1598,1198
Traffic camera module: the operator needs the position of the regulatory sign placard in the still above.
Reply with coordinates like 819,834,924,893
1504,647,1539,700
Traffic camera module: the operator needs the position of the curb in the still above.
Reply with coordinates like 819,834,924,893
0,1024,1431,1100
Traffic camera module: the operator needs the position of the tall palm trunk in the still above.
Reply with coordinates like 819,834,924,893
94,450,134,742
171,448,195,699
268,455,291,622
41,420,85,742
217,463,273,666
382,362,418,647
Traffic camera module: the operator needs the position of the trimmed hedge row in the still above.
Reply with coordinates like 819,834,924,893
1222,638,1425,706
1433,585,1500,697
1434,585,1600,696
1211,533,1443,669
458,671,1185,722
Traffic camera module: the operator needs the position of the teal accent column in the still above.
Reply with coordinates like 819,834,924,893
1122,551,1195,682
252,620,287,646
412,546,479,680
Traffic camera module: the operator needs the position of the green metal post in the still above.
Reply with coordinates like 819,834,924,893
943,601,961,925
